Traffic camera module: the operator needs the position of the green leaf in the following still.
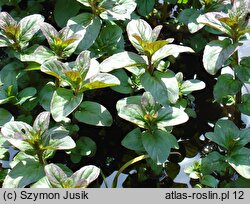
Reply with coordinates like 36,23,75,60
116,95,141,112
187,33,208,52
74,101,113,126
121,128,144,151
228,148,250,179
197,12,232,35
142,130,179,164
156,106,189,128
118,104,146,128
213,74,242,103
200,175,219,187
40,22,58,48
31,177,52,188
141,91,156,113
99,0,136,21
203,39,239,75
100,51,146,73
40,23,82,58
44,126,75,150
38,82,56,111
54,0,81,28
19,45,56,64
41,59,67,80
141,71,179,105
51,88,83,122
10,152,34,168
127,19,161,53
235,57,250,83
237,128,250,147
71,136,96,160
70,165,100,188
0,35,9,47
165,162,180,180
75,50,91,76
225,177,250,188
44,163,68,188
178,8,195,25
3,158,44,188
0,11,16,29
238,94,250,116
18,14,44,44
110,69,133,94
33,111,50,136
90,24,124,57
205,119,239,149
1,121,34,151
32,164,73,188
67,13,102,52
201,151,228,175
0,108,13,126
16,87,37,105
76,0,91,7
178,9,204,33
83,73,120,91
184,160,201,179
0,133,11,159
138,39,171,57
152,44,194,65
136,0,155,16
180,79,205,95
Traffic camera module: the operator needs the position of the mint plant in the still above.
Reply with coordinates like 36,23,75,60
41,50,119,122
0,111,76,187
0,0,249,188
117,92,188,164
100,19,204,109
67,0,136,54
181,0,250,187
34,164,100,188
0,12,44,51
195,0,249,121
185,119,250,187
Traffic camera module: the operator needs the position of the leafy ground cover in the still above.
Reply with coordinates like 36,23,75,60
0,0,249,188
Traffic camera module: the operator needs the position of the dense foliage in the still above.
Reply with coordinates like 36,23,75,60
0,0,249,188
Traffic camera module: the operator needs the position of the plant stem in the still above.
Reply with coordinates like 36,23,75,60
232,43,242,127
33,141,46,166
100,169,108,188
226,36,242,127
148,56,154,75
37,149,46,166
111,154,149,188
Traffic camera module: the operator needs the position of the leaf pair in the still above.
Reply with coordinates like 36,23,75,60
205,119,250,178
1,111,76,153
117,92,189,130
0,12,44,50
127,19,193,63
40,22,83,58
100,19,194,74
122,127,179,164
77,0,137,21
117,92,188,164
176,72,206,96
197,9,249,38
41,51,119,93
44,164,100,188
0,62,37,107
184,160,219,188
41,51,118,122
197,4,249,75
